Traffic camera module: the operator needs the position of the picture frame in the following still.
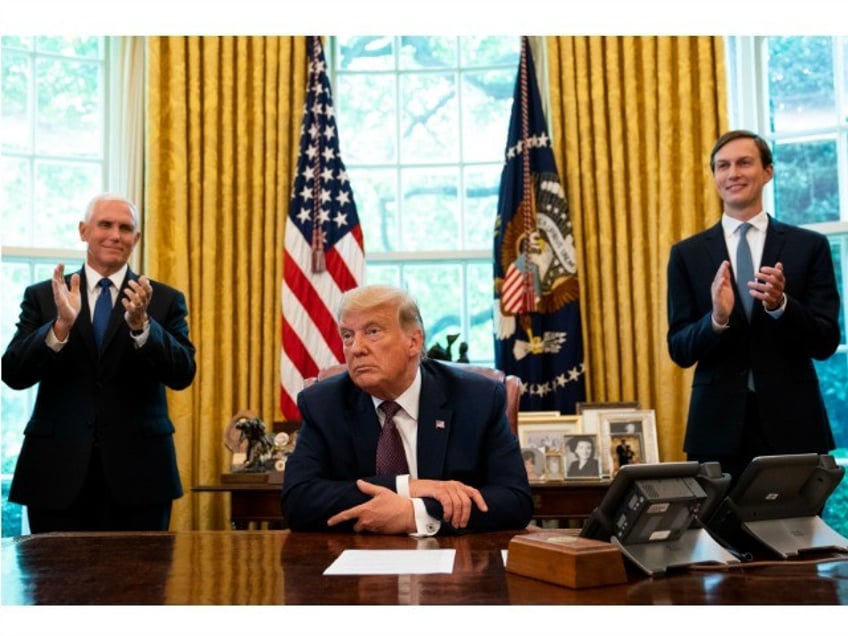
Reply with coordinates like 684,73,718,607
575,400,640,415
520,447,545,482
517,416,582,481
578,404,641,436
598,410,659,476
563,433,603,479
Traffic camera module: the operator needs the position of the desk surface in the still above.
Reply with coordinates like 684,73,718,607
4,529,847,605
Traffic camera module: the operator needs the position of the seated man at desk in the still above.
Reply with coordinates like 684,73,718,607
282,284,533,535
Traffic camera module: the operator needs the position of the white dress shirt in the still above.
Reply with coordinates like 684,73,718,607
372,368,441,536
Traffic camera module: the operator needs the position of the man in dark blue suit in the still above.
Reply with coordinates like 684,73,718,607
282,284,532,535
667,130,840,482
3,193,196,532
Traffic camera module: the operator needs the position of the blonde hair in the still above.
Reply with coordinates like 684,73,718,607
338,285,426,357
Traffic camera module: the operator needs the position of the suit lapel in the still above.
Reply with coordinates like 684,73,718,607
351,389,381,473
76,268,99,357
761,216,786,269
702,221,729,270
100,269,135,354
416,365,451,479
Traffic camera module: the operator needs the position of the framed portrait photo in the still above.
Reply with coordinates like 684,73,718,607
598,409,659,476
563,433,602,480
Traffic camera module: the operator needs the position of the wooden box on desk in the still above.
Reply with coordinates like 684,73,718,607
506,530,626,589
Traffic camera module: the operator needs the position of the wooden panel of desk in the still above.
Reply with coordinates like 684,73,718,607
4,529,847,605
193,478,611,529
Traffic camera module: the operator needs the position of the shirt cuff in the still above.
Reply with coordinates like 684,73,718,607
46,325,66,351
396,475,440,536
711,316,730,332
410,498,441,536
129,320,150,347
764,293,787,318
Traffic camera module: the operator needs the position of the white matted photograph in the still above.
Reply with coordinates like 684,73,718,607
579,404,639,434
517,416,582,455
517,416,581,482
598,410,659,476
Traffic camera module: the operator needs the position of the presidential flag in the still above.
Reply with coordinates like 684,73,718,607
281,36,364,419
493,36,585,413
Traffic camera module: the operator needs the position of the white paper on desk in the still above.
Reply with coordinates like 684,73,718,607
323,549,456,575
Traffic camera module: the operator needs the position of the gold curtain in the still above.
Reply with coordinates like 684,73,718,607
145,36,308,530
546,36,728,461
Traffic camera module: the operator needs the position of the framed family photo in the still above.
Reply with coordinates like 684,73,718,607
598,410,659,476
517,415,581,482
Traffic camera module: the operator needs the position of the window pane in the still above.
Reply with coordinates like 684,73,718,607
1,36,33,50
364,264,400,287
399,36,456,70
817,352,848,449
463,165,501,250
404,264,463,354
467,262,495,364
767,36,836,133
843,38,848,121
401,167,459,250
33,160,100,249
336,36,395,72
36,57,103,158
461,68,516,162
350,167,398,254
336,73,396,164
460,36,521,67
2,49,32,154
35,36,103,59
1,156,31,244
2,261,66,475
772,138,840,224
400,71,458,163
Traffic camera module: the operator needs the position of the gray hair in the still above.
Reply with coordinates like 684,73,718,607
84,193,139,228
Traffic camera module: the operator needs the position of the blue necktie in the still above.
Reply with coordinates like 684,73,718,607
376,401,409,475
736,223,755,320
92,278,113,350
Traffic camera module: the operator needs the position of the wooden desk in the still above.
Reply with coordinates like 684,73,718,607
193,478,610,529
4,529,847,605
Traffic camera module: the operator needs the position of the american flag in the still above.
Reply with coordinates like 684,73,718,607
281,36,364,419
493,36,585,413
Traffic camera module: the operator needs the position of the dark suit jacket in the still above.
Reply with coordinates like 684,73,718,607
281,359,533,534
667,216,840,456
2,268,196,510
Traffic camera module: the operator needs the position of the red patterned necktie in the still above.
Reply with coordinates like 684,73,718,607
376,400,409,475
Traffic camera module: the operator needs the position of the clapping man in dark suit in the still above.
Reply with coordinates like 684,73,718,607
667,130,840,483
282,284,533,535
3,193,196,532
